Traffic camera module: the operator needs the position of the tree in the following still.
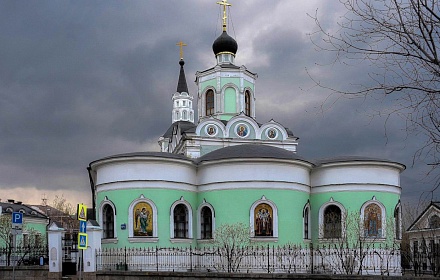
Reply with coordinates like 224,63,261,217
211,222,251,272
51,194,75,215
316,211,398,275
310,0,440,186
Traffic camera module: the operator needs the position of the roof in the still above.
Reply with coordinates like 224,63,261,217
176,59,189,93
0,201,47,219
196,144,312,164
212,31,238,55
314,156,406,169
407,202,440,231
162,121,197,138
91,151,192,165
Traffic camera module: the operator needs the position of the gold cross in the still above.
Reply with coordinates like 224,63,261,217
216,0,231,31
176,41,187,60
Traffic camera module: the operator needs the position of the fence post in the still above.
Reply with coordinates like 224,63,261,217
267,244,270,273
156,246,159,271
190,245,193,272
310,243,314,274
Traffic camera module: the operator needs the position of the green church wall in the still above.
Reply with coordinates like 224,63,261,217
200,79,216,92
310,191,400,244
243,80,254,92
198,188,310,245
97,188,197,248
224,87,236,113
221,78,239,88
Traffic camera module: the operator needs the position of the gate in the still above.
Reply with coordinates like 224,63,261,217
62,232,78,276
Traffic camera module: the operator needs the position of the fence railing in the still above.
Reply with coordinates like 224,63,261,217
96,244,401,275
0,246,48,267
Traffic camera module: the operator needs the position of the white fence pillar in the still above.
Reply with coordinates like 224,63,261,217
47,222,65,273
83,220,102,273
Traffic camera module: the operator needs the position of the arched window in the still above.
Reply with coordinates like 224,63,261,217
201,206,213,239
133,202,154,237
430,215,440,229
303,202,311,240
128,196,158,240
183,110,187,120
254,203,273,237
394,203,401,239
245,90,251,116
102,204,115,239
99,198,117,240
206,90,214,116
364,203,382,238
175,111,179,120
324,205,342,239
174,204,189,238
250,197,278,238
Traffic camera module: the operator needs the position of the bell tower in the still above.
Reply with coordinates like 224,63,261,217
196,0,257,122
172,41,194,124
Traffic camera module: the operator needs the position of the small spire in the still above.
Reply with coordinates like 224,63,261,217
216,0,231,32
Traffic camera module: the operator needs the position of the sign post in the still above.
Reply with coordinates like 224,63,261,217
77,204,88,280
11,212,23,280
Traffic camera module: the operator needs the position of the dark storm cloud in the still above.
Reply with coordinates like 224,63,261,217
0,1,433,207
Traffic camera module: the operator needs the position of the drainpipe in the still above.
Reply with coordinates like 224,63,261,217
87,166,96,221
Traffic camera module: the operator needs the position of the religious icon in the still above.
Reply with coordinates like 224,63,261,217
207,125,217,136
267,128,277,139
254,203,273,237
133,202,153,236
236,124,248,137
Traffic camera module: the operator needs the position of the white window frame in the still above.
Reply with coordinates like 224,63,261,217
303,201,311,240
360,197,387,239
170,197,193,240
99,197,117,240
128,195,158,240
197,200,215,240
318,198,346,239
249,196,278,239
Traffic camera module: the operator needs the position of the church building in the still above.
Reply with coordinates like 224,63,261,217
88,1,405,251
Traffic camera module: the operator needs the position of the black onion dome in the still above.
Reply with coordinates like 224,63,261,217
212,31,238,56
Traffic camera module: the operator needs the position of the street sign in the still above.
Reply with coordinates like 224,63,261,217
12,212,23,224
78,233,88,249
77,203,87,221
79,220,87,233
12,212,23,234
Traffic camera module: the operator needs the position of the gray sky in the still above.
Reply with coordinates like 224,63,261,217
0,0,435,211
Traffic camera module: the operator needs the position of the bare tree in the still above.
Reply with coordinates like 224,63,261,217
211,222,251,272
310,0,440,186
51,194,75,215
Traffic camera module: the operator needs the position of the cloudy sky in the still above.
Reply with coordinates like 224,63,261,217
0,0,435,212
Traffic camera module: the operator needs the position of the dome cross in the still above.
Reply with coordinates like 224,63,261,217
216,0,231,32
176,41,187,60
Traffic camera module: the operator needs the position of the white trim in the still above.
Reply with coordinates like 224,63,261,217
128,237,159,243
170,197,193,239
249,196,278,238
197,200,215,240
318,199,346,239
311,184,401,195
96,181,197,193
360,198,387,239
98,197,117,240
128,195,158,238
198,181,310,193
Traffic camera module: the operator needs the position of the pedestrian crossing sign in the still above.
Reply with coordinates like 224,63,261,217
77,203,87,221
78,233,88,250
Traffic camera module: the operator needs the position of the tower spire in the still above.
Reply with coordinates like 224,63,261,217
216,0,231,32
176,41,189,93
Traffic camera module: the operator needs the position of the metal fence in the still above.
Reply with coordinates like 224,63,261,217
0,246,48,267
96,244,401,275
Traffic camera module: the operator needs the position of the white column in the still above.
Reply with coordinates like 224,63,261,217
47,223,65,273
83,221,102,273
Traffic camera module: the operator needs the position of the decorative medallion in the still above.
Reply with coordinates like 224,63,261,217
235,123,249,138
206,125,217,136
267,128,277,139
